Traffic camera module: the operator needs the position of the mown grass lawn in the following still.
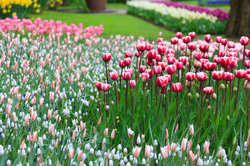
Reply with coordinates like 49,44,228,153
28,2,236,42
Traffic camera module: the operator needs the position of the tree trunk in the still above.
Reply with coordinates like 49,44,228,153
225,0,250,37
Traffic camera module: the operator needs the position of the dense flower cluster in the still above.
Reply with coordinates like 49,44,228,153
153,1,229,21
0,0,41,18
127,1,227,33
0,17,104,37
0,19,250,165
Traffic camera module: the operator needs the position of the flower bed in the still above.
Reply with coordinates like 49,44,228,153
153,1,229,21
0,16,104,37
127,1,227,34
0,18,250,165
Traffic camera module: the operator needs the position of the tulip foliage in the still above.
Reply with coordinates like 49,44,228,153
0,18,250,165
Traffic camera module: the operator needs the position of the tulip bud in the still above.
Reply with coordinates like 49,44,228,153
212,93,217,99
220,84,225,90
195,93,200,99
187,93,192,99
233,87,237,92
207,105,211,110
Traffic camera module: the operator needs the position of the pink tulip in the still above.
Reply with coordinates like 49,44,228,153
110,71,118,80
240,36,249,46
133,146,142,158
49,92,54,101
181,138,187,151
176,32,182,38
111,129,115,139
68,148,74,159
102,53,111,62
129,80,136,89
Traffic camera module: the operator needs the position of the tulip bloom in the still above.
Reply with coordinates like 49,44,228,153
172,82,182,117
110,71,118,80
102,53,111,62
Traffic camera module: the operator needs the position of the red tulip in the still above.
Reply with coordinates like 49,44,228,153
175,62,183,70
176,32,182,38
223,72,234,81
244,80,250,90
122,72,131,80
219,51,226,57
228,57,238,68
95,82,102,90
228,52,237,58
172,82,183,92
194,52,202,60
158,62,168,70
183,36,191,44
220,57,229,67
188,32,196,39
110,72,118,80
240,36,249,46
123,58,131,66
157,45,166,56
134,51,141,57
124,69,133,76
141,73,150,80
124,51,132,58
203,62,217,71
186,72,195,81
171,37,178,45
235,70,247,78
166,49,175,54
156,76,168,87
221,38,228,46
188,42,196,52
156,76,169,94
140,66,146,73
196,72,208,81
203,87,213,95
227,41,235,48
146,58,156,66
168,57,176,64
216,36,222,43
199,43,209,53
166,65,177,75
153,66,162,75
178,56,188,65
102,53,111,62
166,53,175,59
194,61,202,69
244,60,250,68
246,74,250,81
204,34,211,43
157,38,164,43
245,50,250,57
146,44,154,51
101,83,110,91
212,71,225,80
147,50,157,59
129,80,136,89
164,74,172,82
213,57,221,64
155,54,161,61
145,69,153,79
119,60,126,68
137,42,147,52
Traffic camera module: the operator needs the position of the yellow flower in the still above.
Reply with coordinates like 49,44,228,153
3,9,7,14
35,8,40,13
8,5,12,9
33,3,37,8
12,12,17,17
